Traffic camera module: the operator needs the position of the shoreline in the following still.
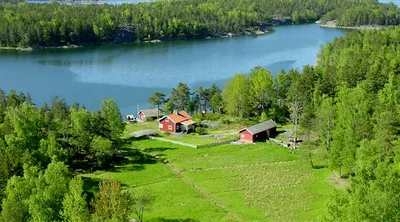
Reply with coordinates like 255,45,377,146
0,27,275,51
0,44,87,51
316,20,386,30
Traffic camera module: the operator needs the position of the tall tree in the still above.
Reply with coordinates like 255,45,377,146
3,102,44,171
0,89,6,124
1,172,34,222
61,177,90,222
89,136,114,168
100,98,125,142
249,66,274,115
222,73,251,118
275,69,291,107
131,188,155,222
0,151,9,205
175,83,191,111
195,87,205,113
92,180,133,222
28,160,70,222
5,90,20,108
148,92,166,119
316,95,335,151
1,160,70,222
289,98,301,152
330,84,372,177
70,108,92,160
166,83,191,112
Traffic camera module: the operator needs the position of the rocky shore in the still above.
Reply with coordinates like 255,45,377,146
0,26,275,51
317,20,386,30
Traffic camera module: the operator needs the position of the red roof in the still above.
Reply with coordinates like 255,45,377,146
158,110,194,124
178,110,191,119
181,119,196,125
167,113,188,123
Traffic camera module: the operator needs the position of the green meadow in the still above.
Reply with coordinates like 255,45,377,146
84,126,335,222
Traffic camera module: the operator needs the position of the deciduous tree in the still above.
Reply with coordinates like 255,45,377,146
61,177,90,222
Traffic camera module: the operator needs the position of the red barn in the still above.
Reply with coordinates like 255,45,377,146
138,109,164,122
158,110,196,133
239,119,277,143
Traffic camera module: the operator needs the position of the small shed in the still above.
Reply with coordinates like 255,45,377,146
239,119,277,143
138,109,164,122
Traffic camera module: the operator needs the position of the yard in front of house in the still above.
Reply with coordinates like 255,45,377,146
125,120,244,146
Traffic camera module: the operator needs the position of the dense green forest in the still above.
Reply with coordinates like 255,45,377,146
2,8,400,222
0,0,22,4
148,26,400,221
0,0,398,47
320,1,400,26
0,91,155,221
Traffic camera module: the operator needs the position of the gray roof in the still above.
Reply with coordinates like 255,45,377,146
139,109,163,117
241,119,277,135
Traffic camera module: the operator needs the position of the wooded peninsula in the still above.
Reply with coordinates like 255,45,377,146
0,0,399,48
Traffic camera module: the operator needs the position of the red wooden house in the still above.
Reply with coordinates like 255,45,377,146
239,119,277,143
158,110,196,133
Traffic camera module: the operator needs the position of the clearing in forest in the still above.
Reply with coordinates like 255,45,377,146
84,129,335,221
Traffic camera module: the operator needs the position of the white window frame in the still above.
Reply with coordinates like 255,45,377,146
159,124,163,129
166,118,169,122
168,125,172,130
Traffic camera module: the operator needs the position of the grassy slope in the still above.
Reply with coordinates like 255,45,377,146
84,125,335,222
157,133,238,146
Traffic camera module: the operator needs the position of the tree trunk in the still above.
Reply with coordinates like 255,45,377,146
157,104,160,119
199,101,202,114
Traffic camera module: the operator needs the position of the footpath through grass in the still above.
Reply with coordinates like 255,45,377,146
84,128,335,221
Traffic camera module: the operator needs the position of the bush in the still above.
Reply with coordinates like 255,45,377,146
203,113,220,121
218,116,232,125
192,113,220,123
259,111,269,123
195,127,207,135
163,132,171,137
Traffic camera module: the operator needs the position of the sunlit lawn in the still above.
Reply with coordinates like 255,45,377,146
84,125,335,222
156,133,238,146
122,121,159,138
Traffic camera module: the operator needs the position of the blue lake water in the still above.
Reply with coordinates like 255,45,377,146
0,24,346,115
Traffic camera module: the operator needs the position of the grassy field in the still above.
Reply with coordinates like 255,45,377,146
123,122,159,138
125,121,242,146
156,133,238,146
84,124,335,222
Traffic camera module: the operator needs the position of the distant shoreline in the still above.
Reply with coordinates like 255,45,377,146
0,27,275,51
316,20,387,30
0,44,86,51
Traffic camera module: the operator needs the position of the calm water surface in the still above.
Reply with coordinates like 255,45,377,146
0,24,345,114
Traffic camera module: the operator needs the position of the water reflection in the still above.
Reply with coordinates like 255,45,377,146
0,24,346,115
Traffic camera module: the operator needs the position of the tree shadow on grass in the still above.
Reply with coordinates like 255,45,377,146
82,176,101,203
312,164,328,169
270,130,286,139
108,146,177,173
155,218,199,222
142,147,177,153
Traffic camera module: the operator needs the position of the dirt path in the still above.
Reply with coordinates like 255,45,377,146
165,163,243,222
